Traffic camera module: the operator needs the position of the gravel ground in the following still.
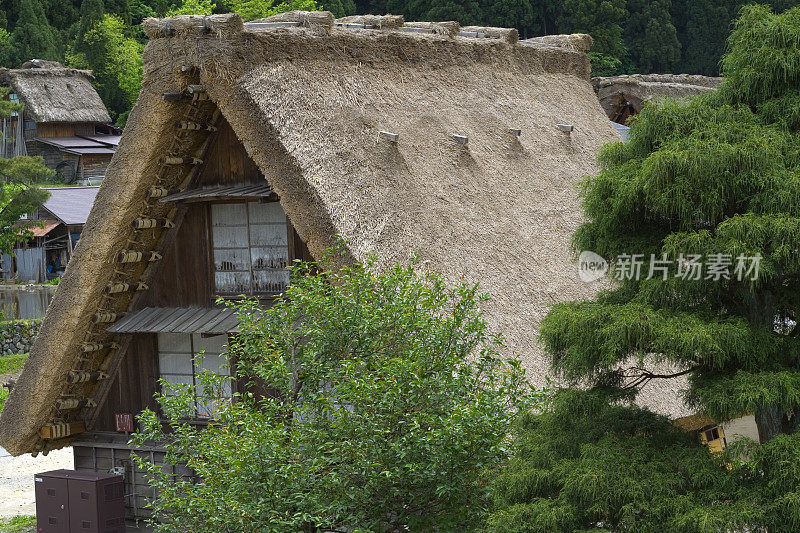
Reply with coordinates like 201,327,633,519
0,446,73,517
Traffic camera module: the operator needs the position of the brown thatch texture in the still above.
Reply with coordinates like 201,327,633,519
460,25,518,43
592,73,723,119
336,14,405,28
251,10,334,29
0,67,111,124
0,14,691,456
523,34,593,52
402,20,461,37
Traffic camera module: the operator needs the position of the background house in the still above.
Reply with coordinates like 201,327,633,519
592,73,723,124
0,60,119,183
4,186,99,282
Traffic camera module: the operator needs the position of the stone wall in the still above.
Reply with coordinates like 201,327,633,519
0,319,40,356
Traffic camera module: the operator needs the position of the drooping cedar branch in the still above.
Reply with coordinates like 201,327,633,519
621,366,699,390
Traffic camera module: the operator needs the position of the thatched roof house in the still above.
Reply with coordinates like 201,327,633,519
0,61,111,124
592,73,723,124
0,61,117,181
0,12,659,459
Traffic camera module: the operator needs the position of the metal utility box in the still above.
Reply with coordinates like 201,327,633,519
35,469,125,533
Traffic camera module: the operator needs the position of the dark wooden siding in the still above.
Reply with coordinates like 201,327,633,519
94,334,160,432
196,118,262,186
138,205,213,308
94,114,313,433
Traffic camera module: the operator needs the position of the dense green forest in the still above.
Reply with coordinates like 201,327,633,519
0,0,797,123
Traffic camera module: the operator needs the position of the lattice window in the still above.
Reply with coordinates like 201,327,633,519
157,332,231,417
211,201,290,296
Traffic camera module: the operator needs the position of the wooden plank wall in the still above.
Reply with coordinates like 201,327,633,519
139,206,213,308
94,334,160,431
93,115,313,432
196,118,262,186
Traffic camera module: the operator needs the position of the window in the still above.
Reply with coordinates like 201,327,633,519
211,201,290,296
699,424,726,454
157,332,231,417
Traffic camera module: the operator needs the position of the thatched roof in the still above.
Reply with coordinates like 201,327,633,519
592,73,723,121
0,13,690,456
0,62,111,124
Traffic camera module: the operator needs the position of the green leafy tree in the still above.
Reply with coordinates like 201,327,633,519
320,0,355,17
0,0,60,67
134,254,538,532
625,0,681,73
67,14,143,124
0,89,52,253
487,6,800,530
384,0,482,25
560,0,627,60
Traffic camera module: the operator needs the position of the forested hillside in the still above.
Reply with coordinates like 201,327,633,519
1,0,797,124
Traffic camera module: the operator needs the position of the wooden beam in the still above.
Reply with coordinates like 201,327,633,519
92,312,123,324
104,282,149,294
40,421,85,440
145,187,176,199
132,218,175,229
81,342,118,353
160,156,203,166
117,250,162,263
175,121,217,132
55,398,96,410
66,370,108,384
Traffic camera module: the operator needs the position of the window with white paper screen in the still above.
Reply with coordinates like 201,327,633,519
157,332,230,418
211,201,290,295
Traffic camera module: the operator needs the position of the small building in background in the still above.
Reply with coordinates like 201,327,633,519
592,74,723,124
0,60,119,184
4,186,100,282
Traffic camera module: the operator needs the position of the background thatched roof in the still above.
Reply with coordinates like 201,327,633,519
0,13,689,455
0,63,111,124
592,73,723,120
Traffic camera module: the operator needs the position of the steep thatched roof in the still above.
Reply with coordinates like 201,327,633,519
0,62,111,124
0,13,689,456
592,74,723,121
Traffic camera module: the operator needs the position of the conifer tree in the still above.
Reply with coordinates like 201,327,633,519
2,0,59,66
488,6,800,531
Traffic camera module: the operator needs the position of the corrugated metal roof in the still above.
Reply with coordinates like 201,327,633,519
613,122,630,141
159,183,276,203
41,186,100,225
106,306,240,334
61,147,116,155
77,134,121,147
36,136,119,154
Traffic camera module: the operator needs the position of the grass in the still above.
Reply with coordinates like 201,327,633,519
0,353,27,375
0,515,36,532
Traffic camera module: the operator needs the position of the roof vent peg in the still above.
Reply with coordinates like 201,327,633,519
509,128,522,136
379,131,399,142
452,134,469,145
557,123,574,133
